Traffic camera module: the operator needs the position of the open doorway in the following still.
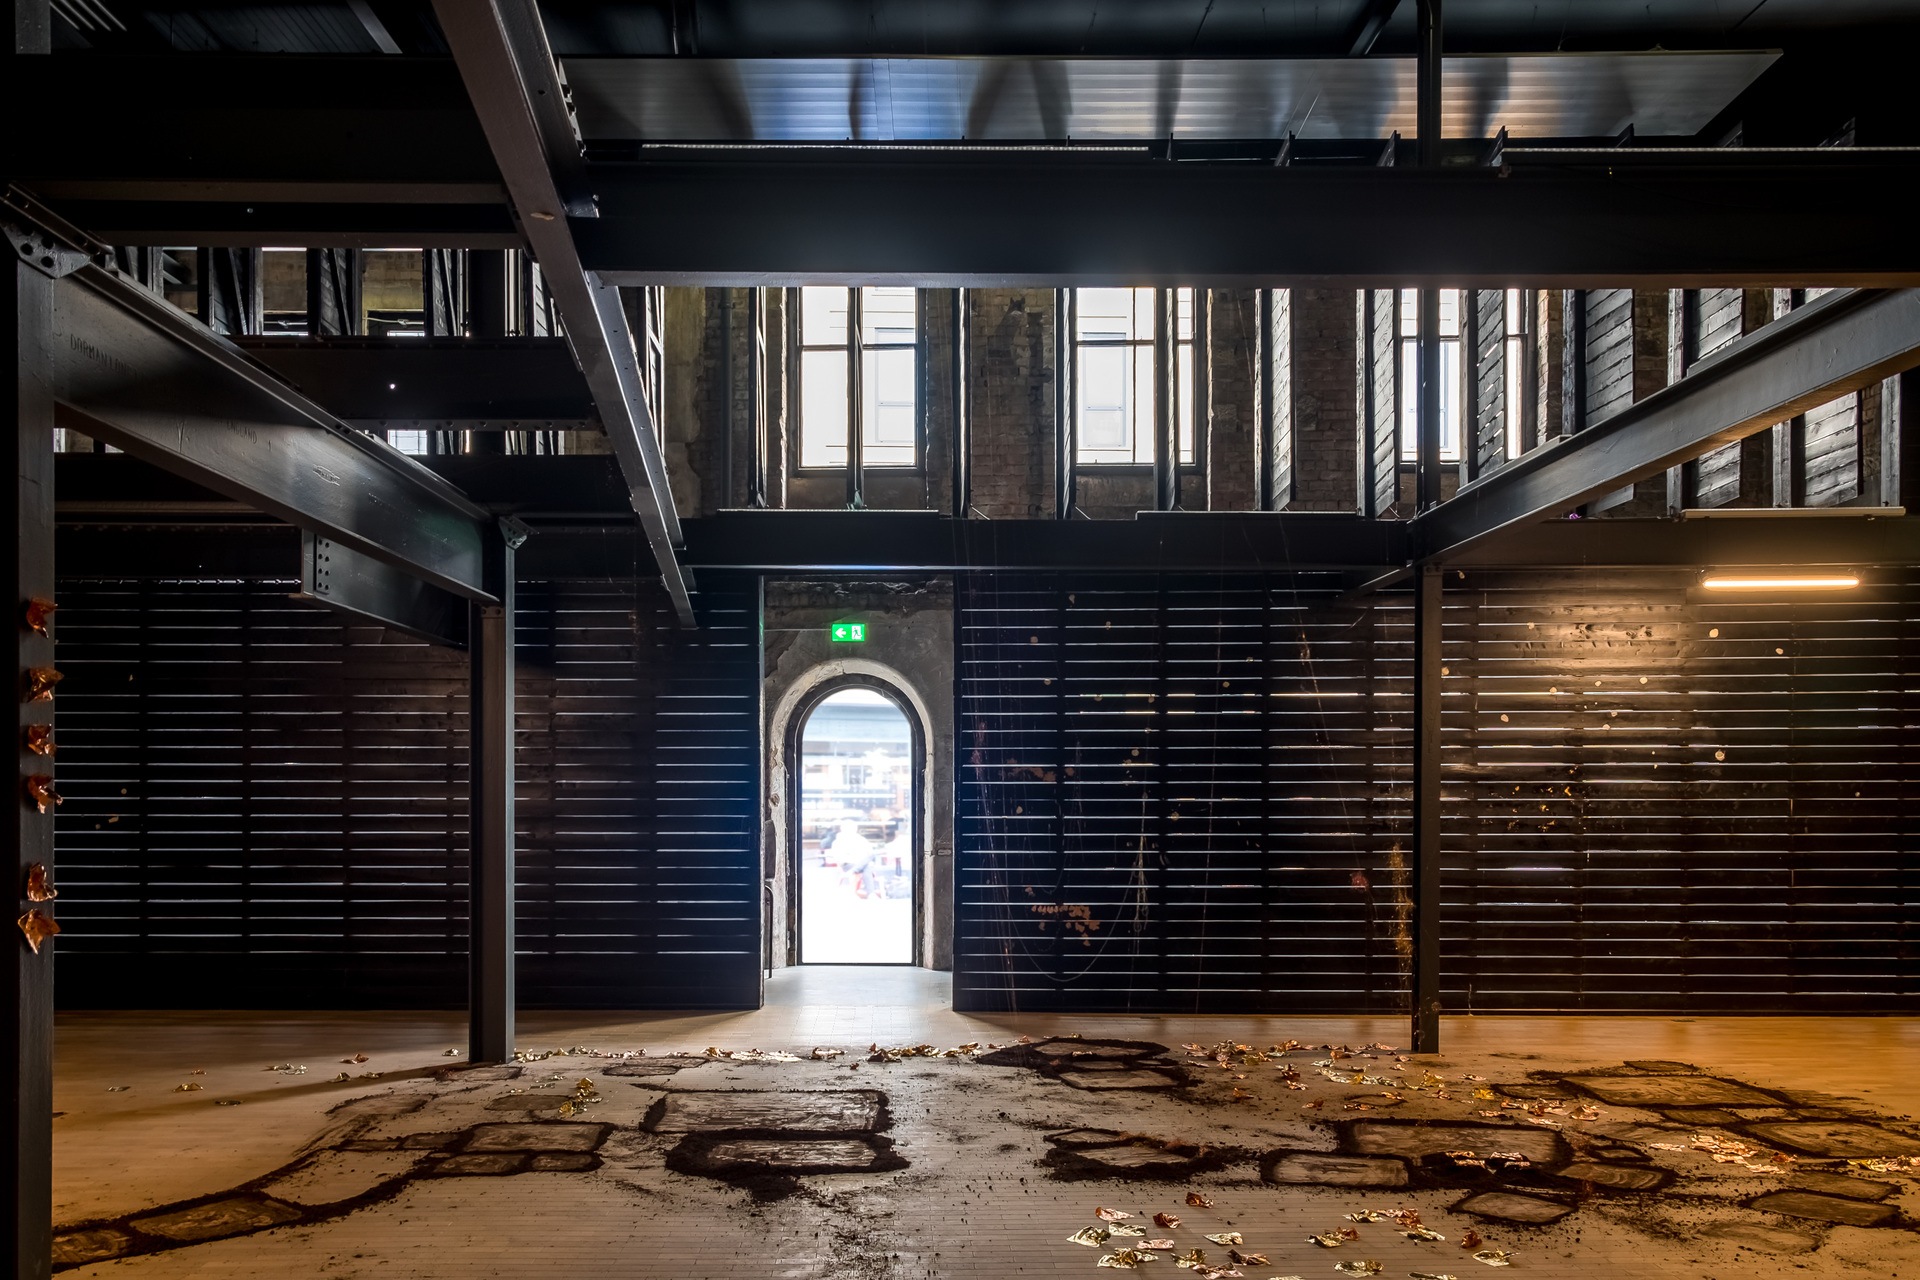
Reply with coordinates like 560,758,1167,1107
795,686,917,964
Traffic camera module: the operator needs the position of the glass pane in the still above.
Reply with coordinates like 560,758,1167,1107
801,286,849,345
1439,336,1462,459
1177,342,1194,463
1076,286,1155,341
1505,335,1525,459
1399,287,1417,337
799,689,914,965
1505,287,1523,332
1175,287,1194,341
1399,339,1419,460
261,250,307,336
1438,288,1460,337
1076,345,1134,463
800,349,849,468
860,286,916,345
863,346,917,466
387,430,428,455
362,249,424,337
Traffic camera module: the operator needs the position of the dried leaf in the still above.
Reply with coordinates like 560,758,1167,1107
1459,1230,1483,1251
173,1082,203,1093
1174,1250,1207,1266
1406,1227,1447,1242
331,1072,351,1083
16,910,58,954
1068,1227,1112,1248
1332,1263,1383,1276
24,668,61,702
1410,1273,1460,1279
1096,1250,1158,1269
1225,1249,1267,1266
214,1099,241,1107
810,1047,844,1060
341,1054,369,1064
1472,1251,1514,1268
1203,1233,1242,1246
105,1086,129,1092
24,598,56,637
1307,1233,1348,1249
1095,1207,1133,1223
1142,1238,1176,1251
25,776,60,814
1185,1192,1214,1208
1154,1213,1182,1229
24,863,56,903
24,724,54,757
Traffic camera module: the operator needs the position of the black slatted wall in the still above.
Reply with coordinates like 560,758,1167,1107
956,570,1919,1015
53,575,761,1010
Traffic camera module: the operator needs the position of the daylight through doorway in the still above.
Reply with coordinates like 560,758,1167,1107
797,688,915,964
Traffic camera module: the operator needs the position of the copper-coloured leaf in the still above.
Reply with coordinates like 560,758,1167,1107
24,598,56,636
26,776,60,814
25,863,56,903
1184,1192,1213,1208
24,668,61,702
17,910,59,954
24,724,54,757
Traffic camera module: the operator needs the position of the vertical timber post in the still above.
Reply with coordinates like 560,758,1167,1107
6,244,57,1280
469,518,525,1064
1412,563,1443,1052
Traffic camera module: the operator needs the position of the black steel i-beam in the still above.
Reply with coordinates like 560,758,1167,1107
429,0,694,625
1414,287,1920,561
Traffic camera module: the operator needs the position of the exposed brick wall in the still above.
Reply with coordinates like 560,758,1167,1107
968,289,1056,519
1207,288,1260,511
1278,289,1358,512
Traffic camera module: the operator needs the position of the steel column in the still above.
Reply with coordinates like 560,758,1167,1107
951,287,970,516
5,250,55,1280
747,288,769,508
1417,288,1443,512
846,286,864,509
1054,288,1075,519
468,519,524,1064
1411,562,1443,1052
1155,287,1177,510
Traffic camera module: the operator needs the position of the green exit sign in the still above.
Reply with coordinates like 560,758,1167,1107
830,621,868,643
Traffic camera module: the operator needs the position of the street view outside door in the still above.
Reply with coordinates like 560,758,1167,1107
798,689,914,963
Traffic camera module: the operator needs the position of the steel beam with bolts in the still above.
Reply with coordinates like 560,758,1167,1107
298,531,471,648
235,338,596,431
1413,287,1920,563
6,200,500,602
575,151,1920,288
430,0,693,625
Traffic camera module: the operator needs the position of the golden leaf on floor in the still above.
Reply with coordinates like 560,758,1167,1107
1307,1232,1348,1249
810,1047,844,1060
214,1099,241,1107
1203,1233,1241,1246
341,1053,369,1064
24,598,57,636
1184,1192,1213,1208
1096,1250,1157,1269
24,724,54,757
1472,1251,1514,1267
1068,1226,1111,1248
1406,1227,1446,1242
173,1082,202,1093
1107,1224,1144,1237
1410,1273,1459,1279
1226,1249,1267,1265
1332,1262,1382,1276
24,667,61,701
25,863,56,903
1173,1249,1205,1266
1345,1211,1390,1223
1459,1229,1483,1251
1142,1238,1176,1250
106,1086,129,1092
16,910,59,954
1095,1207,1133,1222
332,1073,351,1083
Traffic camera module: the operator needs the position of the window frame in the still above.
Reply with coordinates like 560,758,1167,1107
787,286,926,474
1396,287,1466,465
1068,286,1202,471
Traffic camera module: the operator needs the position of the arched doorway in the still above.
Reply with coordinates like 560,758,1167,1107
793,684,918,964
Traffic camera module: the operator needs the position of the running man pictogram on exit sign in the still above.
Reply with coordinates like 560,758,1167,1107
829,621,867,642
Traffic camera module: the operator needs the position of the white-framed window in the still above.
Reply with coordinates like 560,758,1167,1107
1397,288,1463,462
387,430,429,455
1503,289,1527,460
1073,286,1195,466
796,286,920,469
